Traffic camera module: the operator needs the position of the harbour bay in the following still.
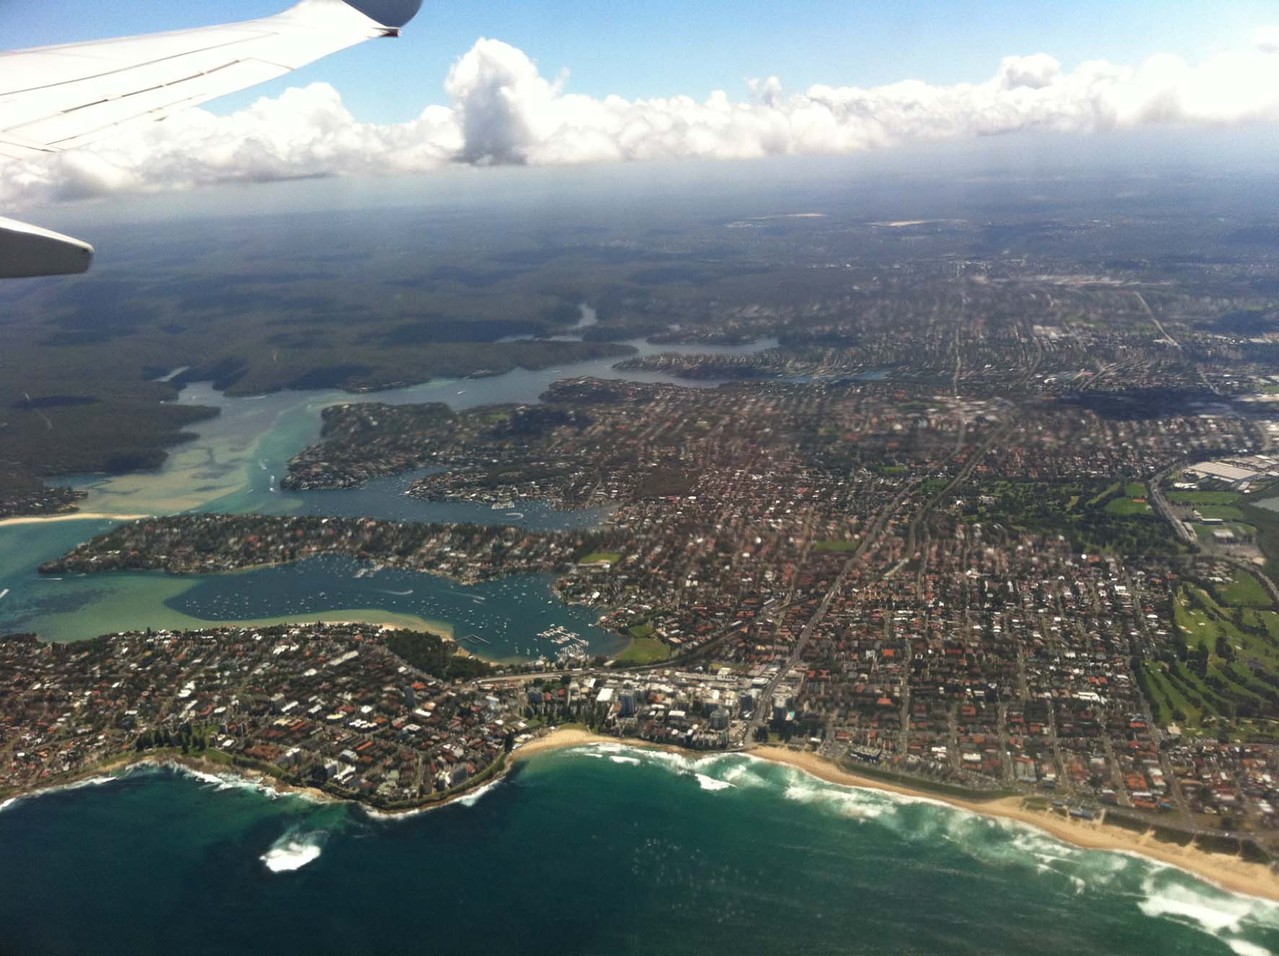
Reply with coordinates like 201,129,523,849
0,330,769,649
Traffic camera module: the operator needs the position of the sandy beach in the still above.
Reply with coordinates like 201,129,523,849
514,728,1279,903
0,511,151,529
513,727,618,760
12,726,1279,903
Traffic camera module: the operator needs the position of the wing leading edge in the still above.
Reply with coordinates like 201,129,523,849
0,0,421,277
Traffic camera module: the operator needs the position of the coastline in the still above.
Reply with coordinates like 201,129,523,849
8,726,1279,905
513,728,1279,904
0,511,151,529
0,746,519,821
0,751,336,811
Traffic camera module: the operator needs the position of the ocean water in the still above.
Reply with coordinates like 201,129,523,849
0,744,1274,956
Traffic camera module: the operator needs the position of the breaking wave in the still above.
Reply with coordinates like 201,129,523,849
0,772,122,814
556,741,1279,950
575,743,744,793
456,777,503,807
1137,869,1279,953
261,828,328,873
167,763,317,802
694,773,734,792
363,775,507,822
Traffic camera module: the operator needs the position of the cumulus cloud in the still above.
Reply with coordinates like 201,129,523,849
5,32,1279,205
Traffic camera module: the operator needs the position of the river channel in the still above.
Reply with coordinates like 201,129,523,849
0,327,776,656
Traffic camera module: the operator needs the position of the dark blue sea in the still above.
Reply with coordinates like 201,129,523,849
1,744,1275,956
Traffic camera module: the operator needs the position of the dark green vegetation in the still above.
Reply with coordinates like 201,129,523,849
1165,481,1279,574
383,629,492,680
959,478,1180,558
615,635,671,665
0,208,663,504
0,368,217,482
6,163,1279,519
1138,577,1279,738
1239,497,1279,575
578,551,623,565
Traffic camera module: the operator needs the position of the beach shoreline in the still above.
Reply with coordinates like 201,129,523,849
0,511,151,529
513,728,1279,904
8,724,1279,904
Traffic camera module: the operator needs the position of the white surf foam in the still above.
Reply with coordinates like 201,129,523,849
694,773,734,792
456,778,503,807
571,743,747,794
1227,940,1271,956
781,776,890,821
181,768,227,788
562,741,1279,940
1137,870,1279,954
261,830,326,873
362,803,441,822
362,776,505,822
1139,875,1256,932
165,763,290,801
65,775,117,789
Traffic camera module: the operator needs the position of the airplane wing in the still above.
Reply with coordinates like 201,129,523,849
0,0,422,278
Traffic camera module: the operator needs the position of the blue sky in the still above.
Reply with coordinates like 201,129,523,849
4,0,1279,124
4,0,1279,210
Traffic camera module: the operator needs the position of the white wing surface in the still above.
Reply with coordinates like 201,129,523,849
0,0,418,160
0,0,421,276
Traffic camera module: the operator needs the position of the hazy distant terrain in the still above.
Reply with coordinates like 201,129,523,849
2,156,1278,506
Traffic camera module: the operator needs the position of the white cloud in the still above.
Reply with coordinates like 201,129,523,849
1255,25,1279,54
5,32,1279,205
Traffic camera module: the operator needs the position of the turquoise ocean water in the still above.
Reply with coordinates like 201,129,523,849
1,743,1276,956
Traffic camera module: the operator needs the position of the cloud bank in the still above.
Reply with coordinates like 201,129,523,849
5,30,1279,204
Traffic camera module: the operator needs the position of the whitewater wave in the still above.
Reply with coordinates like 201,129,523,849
1138,869,1279,950
362,803,442,822
694,773,734,792
769,760,1279,946
0,772,125,813
261,828,327,873
165,763,304,802
363,776,506,822
456,777,503,807
183,768,225,787
560,741,1279,943
574,743,745,795
764,767,1144,898
781,776,891,821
